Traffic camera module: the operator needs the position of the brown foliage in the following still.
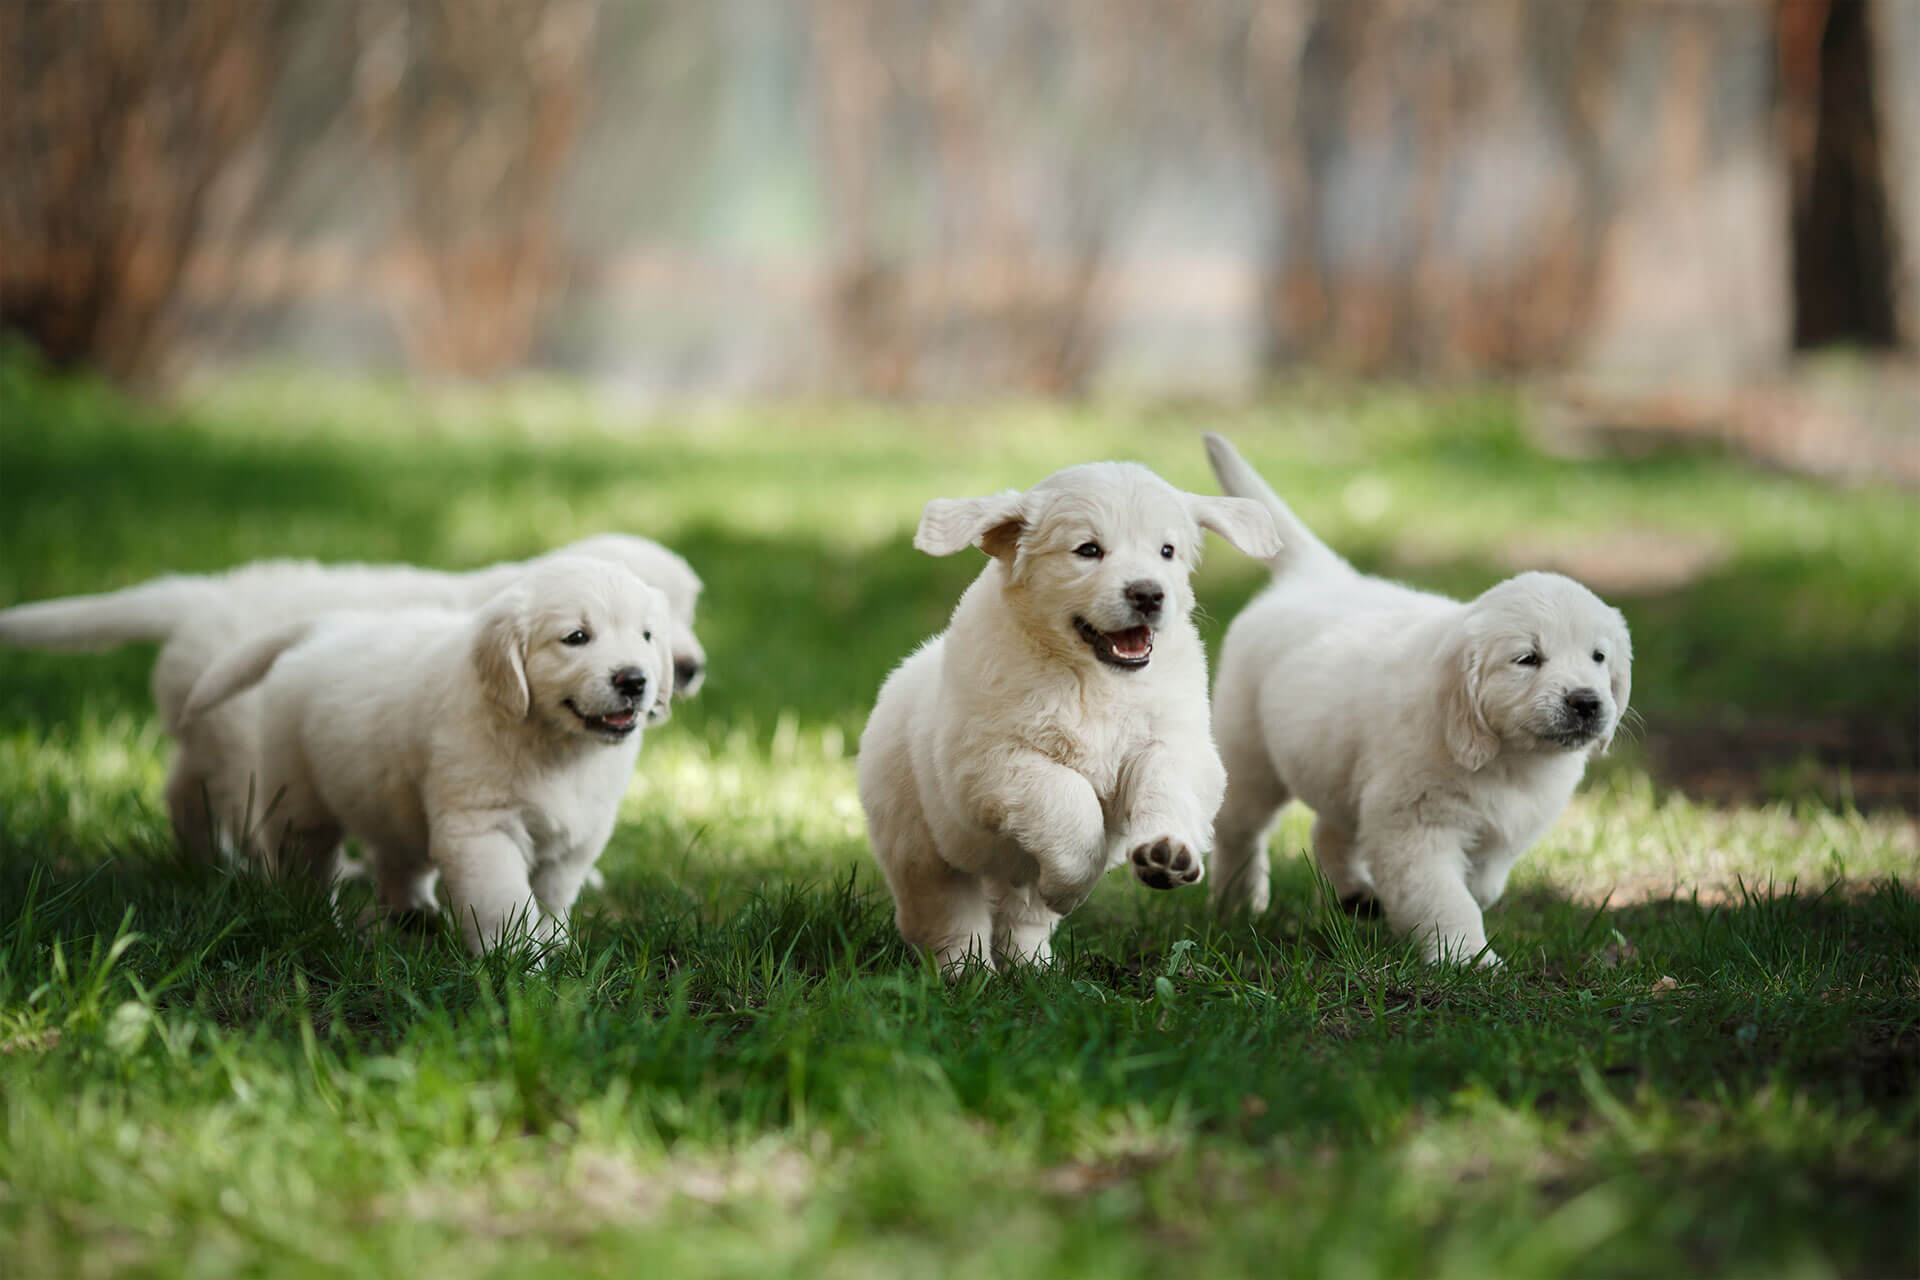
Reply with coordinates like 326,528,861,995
352,0,600,375
0,0,283,382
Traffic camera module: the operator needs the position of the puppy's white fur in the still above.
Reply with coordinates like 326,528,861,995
1203,434,1633,964
858,461,1280,971
0,534,703,860
182,557,674,953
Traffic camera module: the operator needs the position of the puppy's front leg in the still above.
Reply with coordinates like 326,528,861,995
432,821,550,955
982,754,1108,917
1117,745,1221,891
1366,826,1500,966
528,857,596,940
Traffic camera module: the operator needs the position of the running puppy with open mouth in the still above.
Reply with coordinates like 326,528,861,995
180,556,675,954
858,461,1280,971
0,533,705,864
1202,433,1633,965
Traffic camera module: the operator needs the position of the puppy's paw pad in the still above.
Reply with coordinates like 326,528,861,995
1130,837,1201,890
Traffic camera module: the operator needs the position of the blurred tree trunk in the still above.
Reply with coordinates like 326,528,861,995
353,0,600,376
808,0,1122,396
1778,0,1898,349
0,0,285,383
809,0,910,394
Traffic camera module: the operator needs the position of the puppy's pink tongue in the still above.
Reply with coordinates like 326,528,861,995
1107,627,1152,659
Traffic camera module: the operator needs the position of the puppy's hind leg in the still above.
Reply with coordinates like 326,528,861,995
862,738,992,972
885,848,994,974
248,765,344,890
1209,747,1287,917
1209,659,1286,914
164,757,219,864
1312,817,1377,917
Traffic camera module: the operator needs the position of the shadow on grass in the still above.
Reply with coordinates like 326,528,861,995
2,837,1913,1129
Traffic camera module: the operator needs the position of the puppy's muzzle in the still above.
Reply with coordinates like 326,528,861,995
563,666,653,741
1122,579,1164,620
1545,687,1607,746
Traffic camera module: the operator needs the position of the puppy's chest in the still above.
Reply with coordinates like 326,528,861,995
1015,698,1149,796
1451,770,1580,859
512,753,632,861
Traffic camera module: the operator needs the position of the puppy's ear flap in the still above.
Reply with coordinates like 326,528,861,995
914,491,1027,561
472,590,531,720
1598,609,1633,754
646,609,675,726
1443,639,1498,772
1189,495,1282,561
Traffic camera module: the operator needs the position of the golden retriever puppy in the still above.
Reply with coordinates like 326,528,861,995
859,461,1280,971
180,557,674,954
0,534,703,861
1203,434,1633,964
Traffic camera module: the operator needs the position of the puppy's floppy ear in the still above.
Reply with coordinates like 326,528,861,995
472,589,532,720
646,604,675,725
1443,636,1499,772
914,491,1027,561
1188,495,1282,561
1598,608,1633,754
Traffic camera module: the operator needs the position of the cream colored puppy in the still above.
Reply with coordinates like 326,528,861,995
1203,434,1632,965
858,462,1280,971
0,533,703,861
180,556,674,954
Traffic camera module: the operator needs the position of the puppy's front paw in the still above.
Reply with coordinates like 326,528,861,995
1130,836,1202,890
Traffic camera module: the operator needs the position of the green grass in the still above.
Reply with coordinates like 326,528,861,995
0,352,1915,1278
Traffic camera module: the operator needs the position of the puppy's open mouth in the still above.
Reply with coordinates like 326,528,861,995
1073,617,1153,670
564,700,639,740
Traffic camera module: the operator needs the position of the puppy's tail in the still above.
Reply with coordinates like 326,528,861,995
0,577,223,652
181,621,313,723
1201,432,1346,577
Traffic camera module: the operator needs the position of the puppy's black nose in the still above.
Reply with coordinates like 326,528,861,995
673,657,705,692
1123,580,1165,617
612,667,650,700
1565,688,1602,720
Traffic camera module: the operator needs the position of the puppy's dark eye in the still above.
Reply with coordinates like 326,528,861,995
1160,544,1175,560
561,630,591,647
1514,652,1540,667
643,630,653,642
1075,542,1103,559
1592,650,1606,663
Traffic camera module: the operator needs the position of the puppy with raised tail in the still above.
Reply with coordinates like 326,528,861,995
181,557,675,954
858,462,1281,971
0,533,704,862
1202,433,1632,965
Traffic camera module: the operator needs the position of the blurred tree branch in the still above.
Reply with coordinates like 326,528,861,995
0,0,288,383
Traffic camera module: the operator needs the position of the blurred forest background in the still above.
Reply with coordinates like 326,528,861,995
3,0,1917,418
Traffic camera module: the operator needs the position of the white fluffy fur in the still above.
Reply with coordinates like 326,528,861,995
858,461,1281,971
1203,433,1633,964
181,557,675,954
0,534,703,860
